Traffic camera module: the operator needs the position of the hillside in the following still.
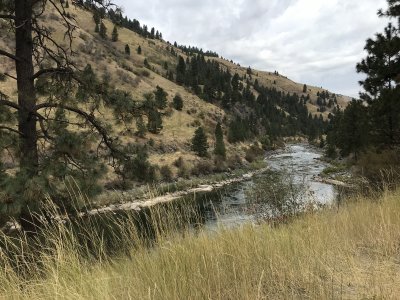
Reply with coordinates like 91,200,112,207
0,2,350,187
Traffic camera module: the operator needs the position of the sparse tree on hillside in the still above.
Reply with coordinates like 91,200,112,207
147,110,163,134
176,56,186,85
93,11,101,25
191,127,209,157
303,84,307,93
173,94,183,111
95,22,100,33
214,122,226,158
154,86,168,109
125,44,130,55
111,25,118,42
99,21,107,39
137,45,142,55
136,115,146,137
144,58,150,68
0,0,162,225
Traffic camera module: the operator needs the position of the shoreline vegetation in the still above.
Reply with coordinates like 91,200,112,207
1,184,399,299
88,165,269,215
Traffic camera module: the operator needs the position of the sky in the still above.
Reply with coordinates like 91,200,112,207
117,0,389,98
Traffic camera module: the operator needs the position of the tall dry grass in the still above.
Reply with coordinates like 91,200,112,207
1,189,400,299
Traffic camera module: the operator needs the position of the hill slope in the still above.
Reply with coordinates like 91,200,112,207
0,2,350,185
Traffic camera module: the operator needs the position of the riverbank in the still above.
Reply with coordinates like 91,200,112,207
85,166,269,216
2,186,399,299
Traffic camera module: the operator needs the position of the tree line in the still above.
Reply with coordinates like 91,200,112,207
326,0,400,160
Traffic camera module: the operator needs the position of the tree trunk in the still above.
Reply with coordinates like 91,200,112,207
15,0,38,175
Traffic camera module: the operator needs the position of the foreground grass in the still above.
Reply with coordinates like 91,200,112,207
1,190,400,299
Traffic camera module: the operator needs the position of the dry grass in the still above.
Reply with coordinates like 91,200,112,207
1,188,400,299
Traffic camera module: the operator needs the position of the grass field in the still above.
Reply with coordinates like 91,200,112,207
1,187,399,299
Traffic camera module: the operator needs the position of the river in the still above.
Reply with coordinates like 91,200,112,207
199,143,337,229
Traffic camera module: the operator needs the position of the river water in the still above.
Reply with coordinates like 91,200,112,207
199,143,337,229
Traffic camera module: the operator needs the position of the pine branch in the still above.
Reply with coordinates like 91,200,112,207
0,126,24,137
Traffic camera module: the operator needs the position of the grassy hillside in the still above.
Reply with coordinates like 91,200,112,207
0,2,350,185
1,188,399,299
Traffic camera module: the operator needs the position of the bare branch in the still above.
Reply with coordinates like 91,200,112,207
4,73,17,80
0,49,21,62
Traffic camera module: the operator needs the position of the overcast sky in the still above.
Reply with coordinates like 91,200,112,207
117,0,388,97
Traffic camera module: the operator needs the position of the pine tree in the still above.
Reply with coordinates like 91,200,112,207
176,56,186,85
144,58,150,68
111,25,118,42
125,44,130,55
99,21,107,39
147,110,163,134
154,86,168,109
356,1,400,147
173,94,183,111
93,11,100,25
191,127,209,157
303,84,307,93
136,115,147,137
214,122,226,158
65,0,69,8
94,23,99,33
0,1,164,224
137,45,142,55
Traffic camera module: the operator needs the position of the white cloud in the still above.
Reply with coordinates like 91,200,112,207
117,0,388,97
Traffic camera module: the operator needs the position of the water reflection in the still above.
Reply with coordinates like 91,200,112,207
198,144,337,229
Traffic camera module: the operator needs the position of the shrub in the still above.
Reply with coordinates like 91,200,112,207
357,149,400,188
174,157,185,169
104,179,133,191
191,160,214,176
245,143,264,163
160,165,173,182
226,154,243,169
141,69,150,77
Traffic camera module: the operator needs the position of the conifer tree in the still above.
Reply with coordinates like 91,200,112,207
99,21,107,39
137,45,142,55
111,25,118,42
303,84,307,93
136,115,147,137
176,56,186,85
356,0,400,147
93,11,101,25
95,23,99,33
0,0,163,224
191,127,209,157
154,86,168,109
125,44,130,55
173,94,183,111
147,110,163,134
214,122,226,158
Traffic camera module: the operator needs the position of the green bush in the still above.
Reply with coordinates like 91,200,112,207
160,165,174,182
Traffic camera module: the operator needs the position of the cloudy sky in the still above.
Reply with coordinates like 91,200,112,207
117,0,388,97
